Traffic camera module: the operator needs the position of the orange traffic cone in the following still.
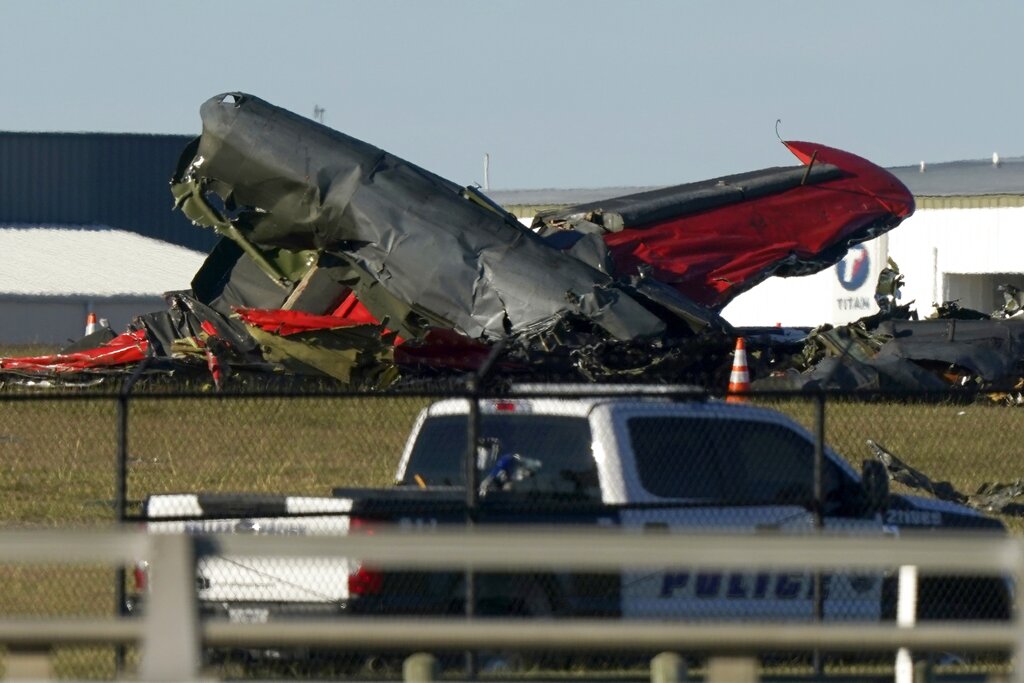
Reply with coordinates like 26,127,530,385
84,312,99,336
726,337,750,403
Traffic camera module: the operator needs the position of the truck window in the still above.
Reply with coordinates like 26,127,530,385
628,417,839,504
401,415,599,498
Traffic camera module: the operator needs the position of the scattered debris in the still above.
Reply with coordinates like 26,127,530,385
873,258,910,317
971,479,1024,515
868,439,1024,516
867,439,966,504
755,261,1024,394
994,284,1024,320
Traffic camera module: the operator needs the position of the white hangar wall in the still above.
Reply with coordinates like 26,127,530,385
890,206,1024,315
720,267,838,328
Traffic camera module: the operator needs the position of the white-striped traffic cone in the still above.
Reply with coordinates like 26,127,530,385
726,337,750,403
84,312,99,335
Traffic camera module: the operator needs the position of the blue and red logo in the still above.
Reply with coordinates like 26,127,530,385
836,245,870,291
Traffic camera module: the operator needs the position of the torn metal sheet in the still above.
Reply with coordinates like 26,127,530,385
171,92,729,346
758,316,1024,392
0,329,150,375
757,355,951,392
868,439,1024,516
874,319,1024,383
246,323,399,388
867,439,967,504
534,142,915,310
971,480,1024,515
133,291,257,358
752,260,1024,392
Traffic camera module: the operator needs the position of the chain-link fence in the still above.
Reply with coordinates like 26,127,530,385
1,382,1021,679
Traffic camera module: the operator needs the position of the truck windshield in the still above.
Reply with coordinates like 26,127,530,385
401,415,598,498
628,416,841,504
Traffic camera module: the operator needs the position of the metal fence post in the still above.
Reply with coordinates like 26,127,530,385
139,533,201,681
464,375,480,680
463,341,505,680
650,651,686,682
4,646,53,680
404,653,439,682
114,355,151,673
706,656,758,683
1014,538,1024,683
895,564,919,683
812,390,826,677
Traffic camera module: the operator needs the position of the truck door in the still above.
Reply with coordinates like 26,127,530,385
612,409,884,621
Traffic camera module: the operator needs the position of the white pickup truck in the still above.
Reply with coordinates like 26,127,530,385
132,393,1009,627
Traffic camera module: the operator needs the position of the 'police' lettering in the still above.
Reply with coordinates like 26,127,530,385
776,574,802,599
753,573,770,598
659,573,689,597
695,573,721,597
659,571,810,600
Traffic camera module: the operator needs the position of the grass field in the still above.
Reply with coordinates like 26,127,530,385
3,387,1022,525
3,342,1021,524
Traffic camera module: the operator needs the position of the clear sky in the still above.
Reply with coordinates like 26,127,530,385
2,0,1021,190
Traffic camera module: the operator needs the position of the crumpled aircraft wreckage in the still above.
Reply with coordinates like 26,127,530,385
753,259,1024,396
868,439,1024,516
0,92,916,389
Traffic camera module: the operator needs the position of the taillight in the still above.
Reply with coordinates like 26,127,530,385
348,517,375,534
133,561,149,592
347,565,383,595
347,517,382,595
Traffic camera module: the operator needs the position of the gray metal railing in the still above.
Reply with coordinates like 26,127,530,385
0,528,1021,681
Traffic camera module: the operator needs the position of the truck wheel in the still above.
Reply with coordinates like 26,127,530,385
480,582,564,673
446,577,566,673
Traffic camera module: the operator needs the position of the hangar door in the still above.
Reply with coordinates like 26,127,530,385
944,273,1024,314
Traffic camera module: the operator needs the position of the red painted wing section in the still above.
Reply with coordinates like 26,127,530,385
236,296,401,341
0,330,149,373
236,304,492,371
601,141,915,309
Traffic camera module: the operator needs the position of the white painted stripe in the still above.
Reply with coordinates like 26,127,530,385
285,497,353,514
145,495,202,518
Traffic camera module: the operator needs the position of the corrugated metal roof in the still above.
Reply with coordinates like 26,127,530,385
0,132,216,252
0,225,206,296
890,155,1024,197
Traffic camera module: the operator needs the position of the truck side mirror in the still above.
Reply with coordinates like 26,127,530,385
861,459,890,515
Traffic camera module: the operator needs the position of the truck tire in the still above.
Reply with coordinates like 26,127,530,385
475,578,563,673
